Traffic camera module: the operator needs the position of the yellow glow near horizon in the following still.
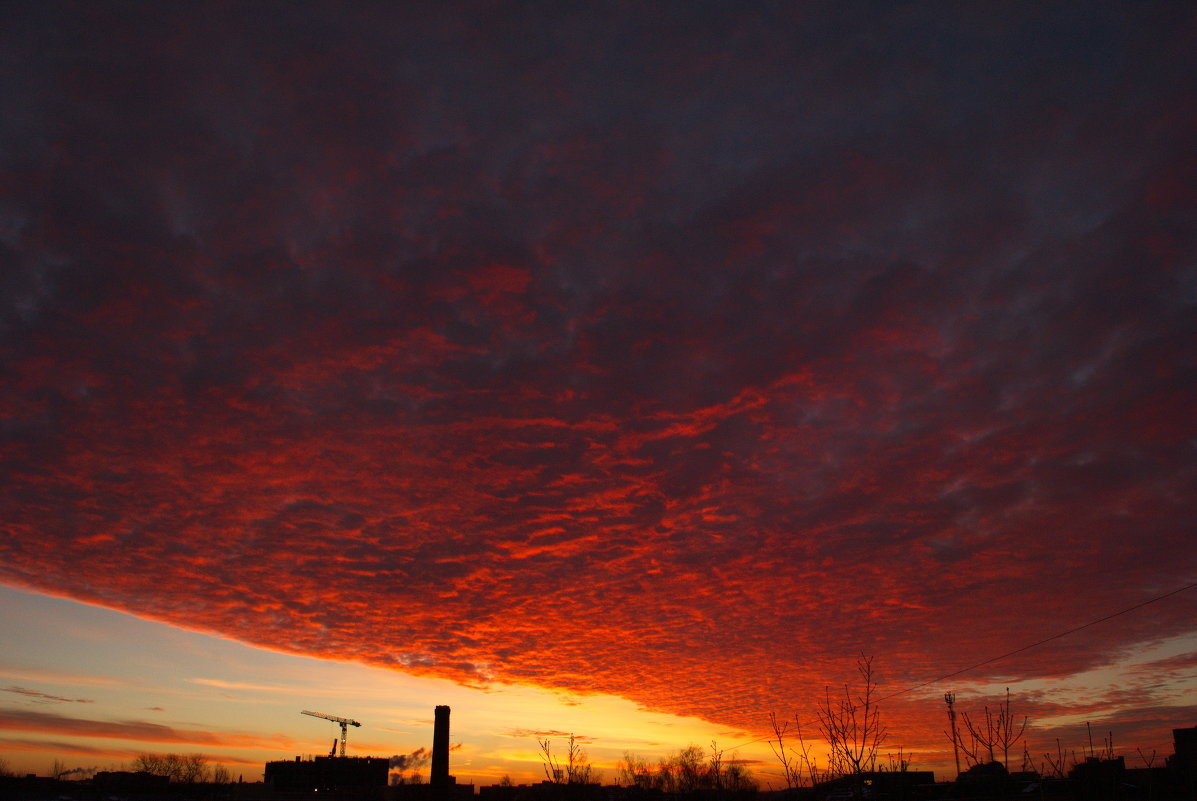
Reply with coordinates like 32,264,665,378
0,585,777,784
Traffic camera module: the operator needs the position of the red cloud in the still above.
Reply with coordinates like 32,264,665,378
1,1,1196,778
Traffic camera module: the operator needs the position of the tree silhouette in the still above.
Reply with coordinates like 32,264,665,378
960,688,1028,768
538,734,594,784
767,711,822,788
617,751,654,789
134,753,209,783
1040,738,1072,780
816,653,887,779
618,746,756,794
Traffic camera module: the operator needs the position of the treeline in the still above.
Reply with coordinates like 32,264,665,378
133,752,234,784
534,735,757,794
617,744,758,794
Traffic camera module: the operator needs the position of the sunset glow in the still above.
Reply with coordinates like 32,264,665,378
2,1,1195,787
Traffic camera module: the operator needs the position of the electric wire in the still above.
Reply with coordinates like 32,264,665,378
876,579,1197,704
725,579,1197,755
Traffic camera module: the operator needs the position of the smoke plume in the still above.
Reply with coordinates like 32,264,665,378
390,748,430,771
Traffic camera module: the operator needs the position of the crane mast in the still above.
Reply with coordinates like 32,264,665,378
301,710,361,757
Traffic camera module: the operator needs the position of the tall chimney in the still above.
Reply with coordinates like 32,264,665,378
431,705,451,788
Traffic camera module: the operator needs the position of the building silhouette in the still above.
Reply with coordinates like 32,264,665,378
265,754,390,797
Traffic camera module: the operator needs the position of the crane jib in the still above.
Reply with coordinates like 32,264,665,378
300,710,363,758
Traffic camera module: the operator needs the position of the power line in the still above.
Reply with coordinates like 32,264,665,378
730,579,1197,753
877,579,1197,704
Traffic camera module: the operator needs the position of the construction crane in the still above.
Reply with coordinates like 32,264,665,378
301,710,361,757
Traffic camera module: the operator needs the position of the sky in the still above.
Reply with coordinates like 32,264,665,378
1,0,1196,786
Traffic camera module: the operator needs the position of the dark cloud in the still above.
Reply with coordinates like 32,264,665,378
507,730,579,740
0,0,1195,760
0,708,296,749
0,734,266,765
3,686,94,704
0,736,131,758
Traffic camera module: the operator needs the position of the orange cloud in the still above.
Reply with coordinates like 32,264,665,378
0,709,299,750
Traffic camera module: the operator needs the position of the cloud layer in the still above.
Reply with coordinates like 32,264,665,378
0,708,294,750
2,1,1195,752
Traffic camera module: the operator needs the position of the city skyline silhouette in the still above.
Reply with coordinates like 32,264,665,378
2,0,1195,790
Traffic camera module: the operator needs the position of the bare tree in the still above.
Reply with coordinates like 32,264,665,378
538,737,563,783
1137,747,1158,801
816,653,888,779
538,734,594,785
617,751,654,789
708,742,725,791
767,712,800,789
392,770,426,786
134,754,164,777
180,754,208,783
133,753,209,783
721,761,758,794
995,689,1029,767
767,711,822,788
567,735,595,784
671,745,705,794
1040,738,1072,780
961,688,1028,768
619,746,756,794
883,746,912,773
705,742,756,793
1100,728,1115,761
960,710,996,765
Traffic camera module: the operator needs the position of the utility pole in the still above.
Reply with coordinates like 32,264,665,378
945,693,961,778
